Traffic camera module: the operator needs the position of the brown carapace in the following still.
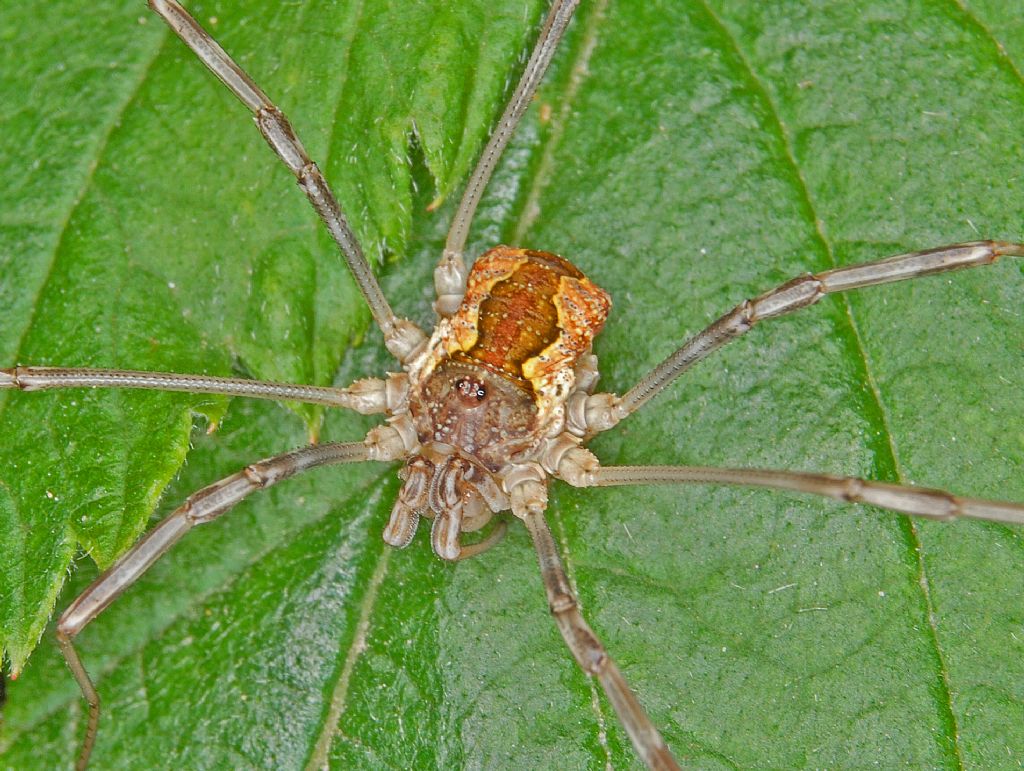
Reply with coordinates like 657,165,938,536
451,248,610,386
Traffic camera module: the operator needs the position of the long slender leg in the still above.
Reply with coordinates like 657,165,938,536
0,367,398,413
148,0,425,362
567,463,1024,526
581,241,1024,429
57,441,373,771
515,492,680,770
434,0,581,316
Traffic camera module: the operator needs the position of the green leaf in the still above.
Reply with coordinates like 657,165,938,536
2,1,1023,769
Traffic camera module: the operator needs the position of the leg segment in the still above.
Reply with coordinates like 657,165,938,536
148,1,425,362
435,0,581,316
564,462,1024,526
514,485,680,770
456,519,509,560
585,241,1024,428
0,367,401,413
57,441,372,770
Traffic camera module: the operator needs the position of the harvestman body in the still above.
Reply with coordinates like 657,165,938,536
4,1,1024,768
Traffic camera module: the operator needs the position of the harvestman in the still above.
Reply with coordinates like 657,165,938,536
4,1,1024,768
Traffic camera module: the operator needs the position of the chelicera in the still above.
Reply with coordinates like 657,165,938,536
3,1,1024,768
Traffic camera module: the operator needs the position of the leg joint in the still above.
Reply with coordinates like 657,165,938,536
549,591,577,616
243,464,269,488
255,106,308,175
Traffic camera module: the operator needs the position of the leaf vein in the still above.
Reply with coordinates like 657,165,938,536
696,0,966,765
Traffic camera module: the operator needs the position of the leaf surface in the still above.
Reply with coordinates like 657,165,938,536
2,1,1023,768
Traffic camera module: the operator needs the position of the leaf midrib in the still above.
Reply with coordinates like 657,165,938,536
698,0,966,763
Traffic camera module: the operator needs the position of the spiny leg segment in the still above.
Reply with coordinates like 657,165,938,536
579,241,1024,428
528,512,680,771
509,479,681,771
434,0,581,316
57,442,375,771
0,368,395,412
148,0,425,362
567,465,1024,526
